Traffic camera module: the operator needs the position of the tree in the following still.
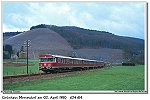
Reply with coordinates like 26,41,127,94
20,46,25,52
3,51,10,59
4,44,13,54
3,44,13,59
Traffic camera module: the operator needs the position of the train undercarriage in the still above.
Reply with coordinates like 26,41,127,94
40,65,105,73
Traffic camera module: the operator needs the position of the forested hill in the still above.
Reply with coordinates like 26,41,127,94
3,32,23,40
3,24,144,63
30,24,144,50
29,24,144,64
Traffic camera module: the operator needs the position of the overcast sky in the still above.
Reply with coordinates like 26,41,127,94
2,2,146,39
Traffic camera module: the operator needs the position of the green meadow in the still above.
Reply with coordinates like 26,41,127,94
3,60,39,76
3,65,144,91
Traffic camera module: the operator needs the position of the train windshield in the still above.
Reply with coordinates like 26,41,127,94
40,58,55,62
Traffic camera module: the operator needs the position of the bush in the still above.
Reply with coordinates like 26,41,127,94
122,63,135,66
3,51,10,59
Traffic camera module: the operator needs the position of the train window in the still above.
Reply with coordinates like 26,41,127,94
61,59,63,63
76,60,78,64
71,59,73,64
79,61,81,64
73,60,75,64
40,58,48,62
82,61,84,64
58,58,61,63
64,59,66,64
67,59,70,64
66,59,68,64
60,59,62,63
62,59,64,63
40,58,55,62
58,58,65,64
48,58,54,62
69,59,71,64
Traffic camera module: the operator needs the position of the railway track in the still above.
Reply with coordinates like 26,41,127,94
3,69,94,83
3,73,46,79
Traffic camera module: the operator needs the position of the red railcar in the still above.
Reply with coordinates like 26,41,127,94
39,54,105,73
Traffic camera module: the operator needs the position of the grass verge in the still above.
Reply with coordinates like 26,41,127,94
3,65,144,91
3,60,39,76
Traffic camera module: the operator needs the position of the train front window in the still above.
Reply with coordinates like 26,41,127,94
40,58,48,62
40,58,55,62
48,58,54,62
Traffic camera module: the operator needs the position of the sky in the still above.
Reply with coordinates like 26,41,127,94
2,2,146,39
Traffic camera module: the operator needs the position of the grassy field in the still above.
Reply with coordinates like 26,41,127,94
3,60,39,76
3,65,144,91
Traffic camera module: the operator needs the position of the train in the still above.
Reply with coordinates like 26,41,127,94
39,54,105,73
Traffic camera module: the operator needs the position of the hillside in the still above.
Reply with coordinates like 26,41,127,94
4,28,73,58
30,24,144,63
3,32,22,40
30,24,144,50
3,24,144,63
75,48,124,63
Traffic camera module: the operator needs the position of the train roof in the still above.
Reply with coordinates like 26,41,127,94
52,55,100,62
40,54,103,62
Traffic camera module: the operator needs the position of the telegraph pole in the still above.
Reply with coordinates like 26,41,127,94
24,40,31,74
